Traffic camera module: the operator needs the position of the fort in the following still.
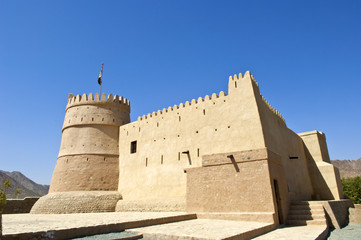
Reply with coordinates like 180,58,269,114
30,70,350,232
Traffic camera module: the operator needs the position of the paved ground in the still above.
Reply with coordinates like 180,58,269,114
3,212,360,239
129,219,273,239
253,225,328,240
2,212,191,235
327,224,361,240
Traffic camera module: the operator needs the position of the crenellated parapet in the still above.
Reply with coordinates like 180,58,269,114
229,71,285,124
228,70,259,87
66,93,130,112
137,91,228,121
62,93,131,131
260,95,285,123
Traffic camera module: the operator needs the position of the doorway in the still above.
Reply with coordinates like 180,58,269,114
273,179,283,224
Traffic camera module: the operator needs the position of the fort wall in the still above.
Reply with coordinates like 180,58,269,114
49,93,130,192
300,131,344,200
116,71,266,210
253,82,314,201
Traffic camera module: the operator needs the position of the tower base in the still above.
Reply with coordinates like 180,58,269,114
30,191,121,214
116,198,186,212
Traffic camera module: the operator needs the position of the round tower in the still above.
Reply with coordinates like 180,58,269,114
31,93,130,213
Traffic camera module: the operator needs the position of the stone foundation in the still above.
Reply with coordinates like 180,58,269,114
115,198,186,212
30,191,121,214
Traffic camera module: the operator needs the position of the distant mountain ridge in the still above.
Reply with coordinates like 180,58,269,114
331,158,361,179
0,170,49,199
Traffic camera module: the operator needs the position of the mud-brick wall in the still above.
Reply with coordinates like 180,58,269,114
2,197,39,214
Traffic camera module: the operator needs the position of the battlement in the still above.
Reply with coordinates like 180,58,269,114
228,70,259,87
66,93,130,111
229,71,285,124
260,94,285,123
137,91,227,121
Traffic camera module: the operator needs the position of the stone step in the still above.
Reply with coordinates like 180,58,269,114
287,214,325,221
288,209,324,215
286,219,327,226
289,205,323,211
290,201,324,206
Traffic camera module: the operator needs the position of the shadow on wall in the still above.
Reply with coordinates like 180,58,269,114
227,154,240,172
304,146,334,200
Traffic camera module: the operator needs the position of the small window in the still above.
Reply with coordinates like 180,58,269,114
130,141,137,154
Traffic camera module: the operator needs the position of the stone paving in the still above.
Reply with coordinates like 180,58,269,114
129,219,274,239
2,212,191,235
4,212,358,240
253,225,328,240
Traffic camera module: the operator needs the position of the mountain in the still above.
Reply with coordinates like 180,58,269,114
0,170,49,199
331,158,361,179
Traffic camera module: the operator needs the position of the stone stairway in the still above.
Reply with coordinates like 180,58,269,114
286,201,327,226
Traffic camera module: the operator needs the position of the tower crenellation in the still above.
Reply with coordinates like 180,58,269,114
67,93,130,111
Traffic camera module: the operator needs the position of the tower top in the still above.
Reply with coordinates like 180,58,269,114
66,93,130,112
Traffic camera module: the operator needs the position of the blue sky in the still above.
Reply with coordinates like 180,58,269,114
0,1,360,185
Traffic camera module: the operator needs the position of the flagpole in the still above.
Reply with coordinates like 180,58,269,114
98,63,104,96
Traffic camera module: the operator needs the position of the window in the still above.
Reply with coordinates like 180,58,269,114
130,141,137,154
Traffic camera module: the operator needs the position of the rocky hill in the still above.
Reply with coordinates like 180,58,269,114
331,158,361,179
0,170,49,199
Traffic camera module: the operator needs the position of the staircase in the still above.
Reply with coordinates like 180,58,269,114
286,201,327,226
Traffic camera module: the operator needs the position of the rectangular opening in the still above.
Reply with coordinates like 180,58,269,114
197,148,200,157
130,141,137,154
289,156,298,159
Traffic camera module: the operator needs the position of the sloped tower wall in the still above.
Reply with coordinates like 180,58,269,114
50,93,130,192
31,93,130,213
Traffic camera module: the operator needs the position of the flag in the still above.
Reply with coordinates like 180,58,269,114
98,64,103,85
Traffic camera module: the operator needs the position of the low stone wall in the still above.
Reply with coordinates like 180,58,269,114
349,208,361,224
322,199,354,228
354,204,361,209
2,198,39,214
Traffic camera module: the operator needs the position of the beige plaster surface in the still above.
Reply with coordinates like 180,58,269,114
129,219,275,240
300,131,343,200
2,212,192,235
186,151,275,214
117,72,267,207
116,198,185,212
50,93,130,193
33,70,344,217
349,208,361,224
257,90,314,202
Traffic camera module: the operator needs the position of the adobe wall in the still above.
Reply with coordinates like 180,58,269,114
254,84,314,201
49,93,130,192
2,197,39,214
300,131,343,200
116,72,266,210
186,148,288,224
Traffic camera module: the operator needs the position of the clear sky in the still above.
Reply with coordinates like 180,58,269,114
0,0,360,185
